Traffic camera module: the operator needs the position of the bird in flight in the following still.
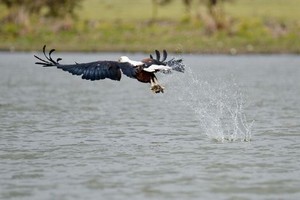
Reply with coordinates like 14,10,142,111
34,45,185,93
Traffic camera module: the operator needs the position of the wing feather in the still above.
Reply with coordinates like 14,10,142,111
34,45,140,81
75,66,84,75
94,67,100,80
55,61,138,81
162,50,167,62
117,63,137,79
88,67,95,80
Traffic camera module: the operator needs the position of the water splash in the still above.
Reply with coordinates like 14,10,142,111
161,64,253,142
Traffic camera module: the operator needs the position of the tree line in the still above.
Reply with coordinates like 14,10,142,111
0,0,82,25
0,0,230,29
152,0,231,30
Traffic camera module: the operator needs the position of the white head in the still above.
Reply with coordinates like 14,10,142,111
118,56,130,63
118,56,144,66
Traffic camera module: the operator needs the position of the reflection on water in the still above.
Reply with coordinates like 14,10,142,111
0,52,300,199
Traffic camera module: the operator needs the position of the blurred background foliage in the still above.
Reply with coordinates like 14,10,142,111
0,0,299,53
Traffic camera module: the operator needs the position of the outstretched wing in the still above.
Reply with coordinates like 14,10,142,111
57,61,123,81
34,45,137,81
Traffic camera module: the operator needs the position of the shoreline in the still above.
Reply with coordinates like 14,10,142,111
1,48,299,55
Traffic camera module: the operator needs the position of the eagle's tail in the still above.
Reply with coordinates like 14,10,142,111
34,45,62,67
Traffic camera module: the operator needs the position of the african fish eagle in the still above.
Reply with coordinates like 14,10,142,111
34,45,185,93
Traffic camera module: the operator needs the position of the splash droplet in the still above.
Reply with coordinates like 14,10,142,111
162,64,253,142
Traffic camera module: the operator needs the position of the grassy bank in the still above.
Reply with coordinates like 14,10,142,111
0,0,300,53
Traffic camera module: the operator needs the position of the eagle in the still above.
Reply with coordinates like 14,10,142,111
34,45,185,93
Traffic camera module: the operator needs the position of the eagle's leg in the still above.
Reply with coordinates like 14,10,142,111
150,78,155,89
150,79,157,93
150,77,164,93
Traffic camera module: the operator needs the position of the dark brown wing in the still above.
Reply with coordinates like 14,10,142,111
34,45,137,81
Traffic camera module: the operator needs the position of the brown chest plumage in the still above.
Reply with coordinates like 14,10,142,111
135,70,155,83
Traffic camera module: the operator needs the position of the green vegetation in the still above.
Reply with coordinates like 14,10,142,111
0,0,300,53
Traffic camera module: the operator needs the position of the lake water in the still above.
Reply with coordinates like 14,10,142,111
0,52,299,200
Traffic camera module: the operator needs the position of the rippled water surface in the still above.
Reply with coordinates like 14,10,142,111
0,52,299,200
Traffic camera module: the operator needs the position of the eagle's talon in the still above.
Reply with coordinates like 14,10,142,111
151,84,164,93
